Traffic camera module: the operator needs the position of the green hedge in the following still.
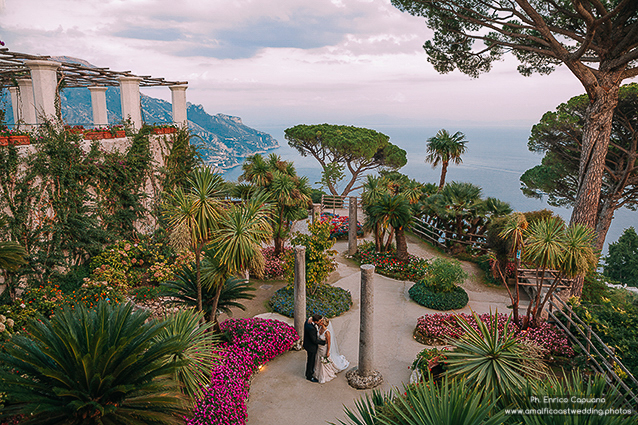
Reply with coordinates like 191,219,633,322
408,283,468,311
268,285,352,318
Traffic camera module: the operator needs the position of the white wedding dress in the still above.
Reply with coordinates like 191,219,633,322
314,321,350,383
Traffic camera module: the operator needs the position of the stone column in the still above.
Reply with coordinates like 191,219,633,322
118,76,143,130
311,204,321,224
293,246,306,350
348,196,358,256
347,264,383,389
169,84,188,127
15,79,37,127
25,60,61,123
8,87,19,125
88,86,109,127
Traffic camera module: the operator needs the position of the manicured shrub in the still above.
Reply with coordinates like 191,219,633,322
420,258,468,292
409,284,469,310
354,241,429,282
268,284,352,318
188,318,297,425
414,312,574,359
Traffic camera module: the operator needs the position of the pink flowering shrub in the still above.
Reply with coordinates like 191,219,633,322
415,312,574,359
261,246,291,279
188,318,298,425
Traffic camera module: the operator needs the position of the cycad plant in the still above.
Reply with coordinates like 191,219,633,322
0,301,187,424
445,311,547,399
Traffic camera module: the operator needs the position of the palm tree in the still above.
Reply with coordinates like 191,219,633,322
498,212,528,325
239,154,310,255
0,301,187,424
162,264,256,321
0,241,28,301
205,196,272,324
367,194,412,260
425,129,468,191
163,166,225,312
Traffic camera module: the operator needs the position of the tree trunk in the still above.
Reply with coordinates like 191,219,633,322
438,161,449,192
274,236,285,256
570,81,620,230
396,226,408,261
195,243,203,313
374,222,381,252
209,279,225,324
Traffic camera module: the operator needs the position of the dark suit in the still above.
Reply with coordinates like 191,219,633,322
303,320,325,380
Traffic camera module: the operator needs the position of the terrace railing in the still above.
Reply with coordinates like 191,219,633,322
409,216,488,254
547,293,638,410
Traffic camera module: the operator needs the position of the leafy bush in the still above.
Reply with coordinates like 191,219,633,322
415,312,574,359
354,241,429,281
283,221,337,294
20,285,65,318
567,289,638,385
408,284,469,310
419,258,467,292
128,286,163,302
603,226,638,287
411,347,449,379
269,285,352,318
188,318,297,425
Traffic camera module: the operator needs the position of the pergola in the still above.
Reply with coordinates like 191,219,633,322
0,48,189,129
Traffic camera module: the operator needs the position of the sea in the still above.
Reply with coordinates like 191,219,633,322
223,125,636,255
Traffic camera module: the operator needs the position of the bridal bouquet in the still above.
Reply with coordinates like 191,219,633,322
321,355,332,365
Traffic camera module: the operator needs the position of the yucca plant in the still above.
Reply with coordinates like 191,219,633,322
514,371,635,425
330,388,390,425
0,301,187,424
445,311,548,398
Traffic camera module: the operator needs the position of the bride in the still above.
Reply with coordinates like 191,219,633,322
314,318,349,383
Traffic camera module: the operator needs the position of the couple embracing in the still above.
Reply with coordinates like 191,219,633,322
303,314,349,383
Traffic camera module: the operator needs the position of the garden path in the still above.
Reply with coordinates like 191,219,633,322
245,226,512,425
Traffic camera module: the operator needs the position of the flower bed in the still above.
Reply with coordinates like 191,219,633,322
320,212,363,240
188,318,297,425
414,312,574,359
269,285,352,318
354,241,429,282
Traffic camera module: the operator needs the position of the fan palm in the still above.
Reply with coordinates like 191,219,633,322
0,301,187,424
0,241,28,301
425,129,468,191
445,311,547,398
163,166,226,312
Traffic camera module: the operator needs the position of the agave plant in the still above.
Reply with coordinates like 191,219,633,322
331,377,505,425
445,311,548,398
0,301,187,424
515,371,635,425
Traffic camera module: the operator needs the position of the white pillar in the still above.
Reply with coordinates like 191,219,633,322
169,84,188,127
88,86,109,127
16,78,38,126
118,76,143,130
25,60,61,123
8,87,19,125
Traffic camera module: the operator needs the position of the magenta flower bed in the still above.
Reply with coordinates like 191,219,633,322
188,318,298,425
415,312,574,358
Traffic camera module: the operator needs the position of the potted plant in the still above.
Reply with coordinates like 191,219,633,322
152,124,177,135
7,129,31,146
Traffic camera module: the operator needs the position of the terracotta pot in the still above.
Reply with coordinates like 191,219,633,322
152,127,177,135
0,136,8,147
69,128,84,135
9,135,30,146
85,131,105,140
114,130,126,138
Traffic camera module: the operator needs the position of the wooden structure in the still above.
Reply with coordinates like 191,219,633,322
410,216,488,254
516,268,574,289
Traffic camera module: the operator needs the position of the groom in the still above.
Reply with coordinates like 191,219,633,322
303,314,326,382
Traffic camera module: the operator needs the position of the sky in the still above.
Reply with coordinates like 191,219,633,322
0,0,594,129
